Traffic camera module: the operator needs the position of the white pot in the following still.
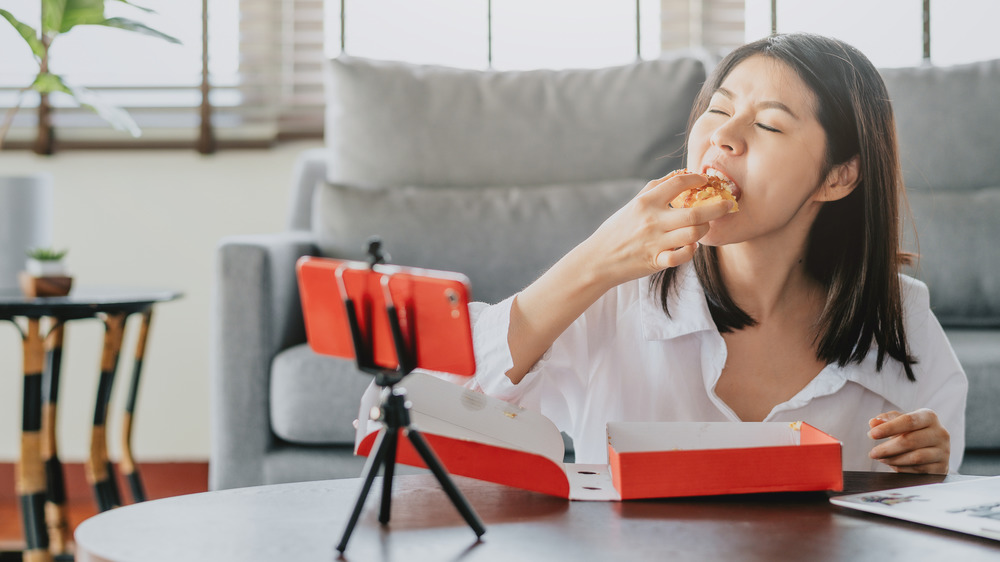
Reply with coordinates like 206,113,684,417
26,257,67,277
0,174,53,291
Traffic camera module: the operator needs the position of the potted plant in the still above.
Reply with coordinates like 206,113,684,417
0,0,181,154
20,246,73,297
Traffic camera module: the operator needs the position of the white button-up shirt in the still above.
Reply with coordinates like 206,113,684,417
467,263,968,472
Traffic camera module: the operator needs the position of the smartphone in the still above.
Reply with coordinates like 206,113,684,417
296,256,476,377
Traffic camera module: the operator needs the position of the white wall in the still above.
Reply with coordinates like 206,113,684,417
0,140,323,461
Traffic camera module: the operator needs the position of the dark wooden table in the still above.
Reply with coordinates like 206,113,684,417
74,471,999,562
1,288,180,562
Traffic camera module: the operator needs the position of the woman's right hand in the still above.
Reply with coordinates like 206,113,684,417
580,170,734,288
505,170,732,385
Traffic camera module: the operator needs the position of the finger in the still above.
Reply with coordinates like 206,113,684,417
874,448,949,474
639,171,707,203
883,461,950,475
656,223,713,250
869,427,946,459
654,243,697,269
867,409,935,440
875,447,947,467
868,410,900,429
888,464,949,475
638,168,694,195
678,199,735,223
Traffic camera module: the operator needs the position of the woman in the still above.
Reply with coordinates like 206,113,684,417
467,34,967,473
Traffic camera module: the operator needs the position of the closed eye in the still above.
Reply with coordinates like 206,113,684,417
707,108,730,117
755,122,781,133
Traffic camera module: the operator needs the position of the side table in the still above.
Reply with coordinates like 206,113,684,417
0,288,181,562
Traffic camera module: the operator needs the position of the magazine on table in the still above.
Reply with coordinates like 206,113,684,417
831,475,1000,541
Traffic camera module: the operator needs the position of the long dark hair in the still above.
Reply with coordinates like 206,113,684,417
653,33,916,380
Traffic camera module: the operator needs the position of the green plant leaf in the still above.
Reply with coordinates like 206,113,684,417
56,0,109,33
111,0,155,14
26,247,69,261
98,17,181,44
64,82,142,137
31,73,74,95
0,9,45,59
42,0,68,35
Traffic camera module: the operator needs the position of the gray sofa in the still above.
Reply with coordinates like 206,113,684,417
210,53,1000,491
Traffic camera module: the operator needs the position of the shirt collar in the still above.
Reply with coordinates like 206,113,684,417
639,264,917,409
777,350,916,411
639,263,718,341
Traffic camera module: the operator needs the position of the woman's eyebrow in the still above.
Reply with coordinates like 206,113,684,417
715,87,799,119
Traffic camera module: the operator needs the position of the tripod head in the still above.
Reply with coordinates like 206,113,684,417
366,236,389,268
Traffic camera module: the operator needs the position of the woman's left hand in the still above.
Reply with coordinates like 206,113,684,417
868,409,950,474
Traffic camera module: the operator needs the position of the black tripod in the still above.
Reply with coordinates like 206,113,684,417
335,240,486,554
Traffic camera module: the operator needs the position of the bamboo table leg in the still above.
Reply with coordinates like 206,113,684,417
121,309,152,503
87,312,126,512
18,318,53,562
41,322,70,555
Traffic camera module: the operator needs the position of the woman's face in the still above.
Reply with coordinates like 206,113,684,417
686,55,831,247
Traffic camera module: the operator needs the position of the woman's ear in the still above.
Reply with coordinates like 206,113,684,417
815,155,860,202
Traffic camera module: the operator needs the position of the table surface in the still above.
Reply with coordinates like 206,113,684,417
74,472,999,562
0,287,181,319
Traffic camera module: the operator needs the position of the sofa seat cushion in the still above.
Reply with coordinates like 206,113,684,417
313,178,644,305
903,187,1000,325
323,53,708,188
947,328,1000,449
270,343,373,445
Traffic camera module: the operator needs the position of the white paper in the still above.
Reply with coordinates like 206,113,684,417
607,421,801,452
831,476,1000,541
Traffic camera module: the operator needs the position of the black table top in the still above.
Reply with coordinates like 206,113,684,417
0,287,181,320
74,472,998,562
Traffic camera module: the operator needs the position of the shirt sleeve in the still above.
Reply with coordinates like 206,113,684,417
902,279,969,473
915,313,968,473
466,290,611,433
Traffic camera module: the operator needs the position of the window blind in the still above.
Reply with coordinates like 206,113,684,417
230,0,327,144
660,0,746,55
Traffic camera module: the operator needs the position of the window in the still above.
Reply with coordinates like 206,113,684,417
0,0,210,147
930,0,1000,65
4,1,998,152
748,0,1000,67
328,0,662,70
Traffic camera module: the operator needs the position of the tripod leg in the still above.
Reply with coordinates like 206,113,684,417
336,428,389,553
379,427,398,525
406,428,486,538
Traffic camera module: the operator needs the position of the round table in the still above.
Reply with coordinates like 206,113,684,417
74,472,998,562
1,287,181,562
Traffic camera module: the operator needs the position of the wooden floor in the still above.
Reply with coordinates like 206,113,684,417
0,461,208,553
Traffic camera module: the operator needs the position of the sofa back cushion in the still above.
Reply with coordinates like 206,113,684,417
323,53,709,188
882,59,1000,326
313,179,643,304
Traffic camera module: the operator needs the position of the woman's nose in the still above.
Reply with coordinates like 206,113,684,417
710,121,746,155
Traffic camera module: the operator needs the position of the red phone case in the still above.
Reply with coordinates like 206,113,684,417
296,256,476,377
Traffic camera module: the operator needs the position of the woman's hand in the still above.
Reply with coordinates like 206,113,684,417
505,170,732,385
868,409,950,474
582,170,733,288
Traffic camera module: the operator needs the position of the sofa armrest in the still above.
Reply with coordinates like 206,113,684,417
210,231,318,490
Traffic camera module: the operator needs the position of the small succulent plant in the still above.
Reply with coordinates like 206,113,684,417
26,247,68,261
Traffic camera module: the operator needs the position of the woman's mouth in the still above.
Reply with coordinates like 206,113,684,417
703,167,741,202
